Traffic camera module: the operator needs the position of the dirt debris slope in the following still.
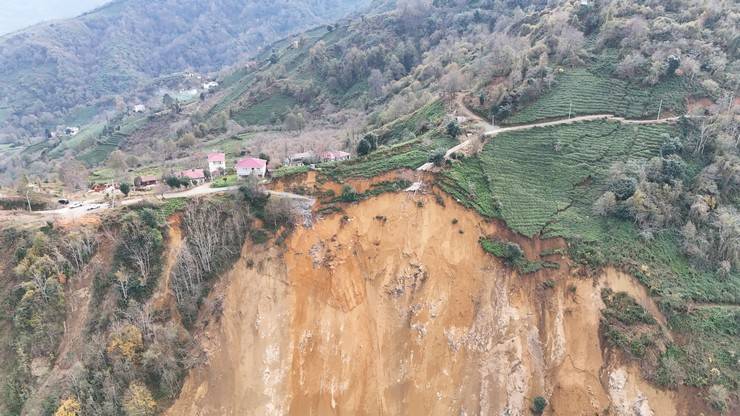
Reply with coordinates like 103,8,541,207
167,191,690,415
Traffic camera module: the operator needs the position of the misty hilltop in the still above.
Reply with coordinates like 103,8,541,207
0,0,372,137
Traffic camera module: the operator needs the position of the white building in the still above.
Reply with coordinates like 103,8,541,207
207,152,226,176
285,151,315,166
236,157,267,177
133,104,146,113
202,81,219,91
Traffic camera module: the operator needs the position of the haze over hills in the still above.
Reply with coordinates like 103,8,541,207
0,0,373,140
0,0,110,36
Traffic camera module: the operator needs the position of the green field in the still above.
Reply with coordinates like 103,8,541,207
231,94,298,126
322,127,457,182
443,120,671,237
504,69,700,125
77,115,147,166
378,100,446,145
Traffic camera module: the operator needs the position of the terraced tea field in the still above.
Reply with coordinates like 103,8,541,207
504,69,699,125
443,119,674,238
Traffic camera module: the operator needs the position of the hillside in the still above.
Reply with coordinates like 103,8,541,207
0,0,738,415
0,0,372,139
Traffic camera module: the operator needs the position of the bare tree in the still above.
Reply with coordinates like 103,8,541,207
58,159,90,193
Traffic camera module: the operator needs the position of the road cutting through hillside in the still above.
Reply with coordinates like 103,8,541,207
417,97,684,171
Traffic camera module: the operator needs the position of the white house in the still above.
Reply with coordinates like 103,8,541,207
207,152,226,176
133,104,146,113
236,157,267,178
64,127,80,136
285,151,314,166
320,150,351,162
202,81,219,91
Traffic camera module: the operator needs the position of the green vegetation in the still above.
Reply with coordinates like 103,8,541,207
1,227,96,415
231,94,298,126
77,115,147,167
446,114,738,399
333,180,412,204
445,120,672,237
324,139,430,181
531,396,547,414
599,288,669,382
377,100,446,145
272,165,309,179
211,174,239,188
503,69,699,125
479,237,544,274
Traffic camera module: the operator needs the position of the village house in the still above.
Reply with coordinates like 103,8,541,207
202,81,219,91
285,151,315,166
207,152,226,176
64,126,80,136
138,175,158,187
133,104,146,113
321,150,351,162
236,157,267,178
179,168,206,184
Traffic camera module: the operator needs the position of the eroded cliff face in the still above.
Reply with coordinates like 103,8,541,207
166,191,686,416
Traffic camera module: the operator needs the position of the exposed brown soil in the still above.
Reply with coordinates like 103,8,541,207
166,191,702,415
150,214,184,323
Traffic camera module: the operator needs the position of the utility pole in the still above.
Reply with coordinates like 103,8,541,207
657,99,663,121
728,92,735,117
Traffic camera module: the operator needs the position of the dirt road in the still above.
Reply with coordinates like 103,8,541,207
418,97,683,171
1,183,315,223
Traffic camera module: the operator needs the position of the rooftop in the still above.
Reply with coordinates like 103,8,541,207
236,157,267,169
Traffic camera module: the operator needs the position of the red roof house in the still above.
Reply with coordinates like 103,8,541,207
236,157,267,177
179,168,206,181
207,152,226,176
139,175,158,187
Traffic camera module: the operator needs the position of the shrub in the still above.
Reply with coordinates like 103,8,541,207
119,182,131,196
429,149,446,167
609,177,637,200
340,185,359,202
707,385,728,412
54,398,81,416
446,121,461,138
123,382,157,416
250,229,269,244
531,396,547,414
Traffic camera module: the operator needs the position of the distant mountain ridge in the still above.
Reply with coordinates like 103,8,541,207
0,0,110,36
0,0,372,138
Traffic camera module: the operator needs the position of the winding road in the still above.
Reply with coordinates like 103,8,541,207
418,94,684,171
